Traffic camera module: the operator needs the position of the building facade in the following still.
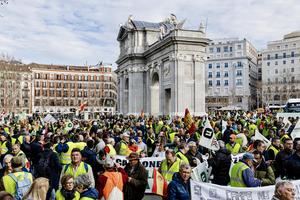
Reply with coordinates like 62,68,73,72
262,31,300,106
205,38,258,111
30,64,117,114
0,61,32,113
116,15,210,116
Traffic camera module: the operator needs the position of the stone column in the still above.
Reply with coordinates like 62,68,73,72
118,73,124,114
194,54,206,114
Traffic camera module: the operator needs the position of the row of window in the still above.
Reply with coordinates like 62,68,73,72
208,79,243,86
35,82,115,89
35,90,115,98
208,44,242,53
267,59,295,66
34,73,111,81
208,61,243,69
267,52,295,60
274,68,295,74
0,99,28,107
34,99,115,107
208,70,242,78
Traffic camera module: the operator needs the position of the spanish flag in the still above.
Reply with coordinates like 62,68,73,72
152,168,168,197
79,101,88,112
184,108,196,135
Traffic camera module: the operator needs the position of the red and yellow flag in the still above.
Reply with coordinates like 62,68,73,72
79,101,88,112
184,108,196,135
152,168,168,197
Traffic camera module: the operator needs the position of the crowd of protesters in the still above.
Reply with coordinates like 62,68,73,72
0,110,299,200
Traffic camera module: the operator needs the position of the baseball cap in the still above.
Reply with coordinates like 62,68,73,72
243,152,254,160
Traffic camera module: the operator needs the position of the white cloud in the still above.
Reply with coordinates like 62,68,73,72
0,0,299,66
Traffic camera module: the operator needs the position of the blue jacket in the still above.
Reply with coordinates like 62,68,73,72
241,161,261,187
167,172,190,200
80,188,99,199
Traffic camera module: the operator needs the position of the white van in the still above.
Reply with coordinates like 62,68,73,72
284,98,300,113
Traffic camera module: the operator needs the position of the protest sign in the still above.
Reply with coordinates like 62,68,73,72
191,179,300,200
283,117,292,131
221,120,227,134
254,129,271,148
291,120,300,140
199,120,219,151
191,161,210,182
43,114,57,123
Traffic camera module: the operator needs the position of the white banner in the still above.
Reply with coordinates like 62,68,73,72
221,120,227,134
43,114,57,123
254,129,271,148
283,117,292,131
291,120,300,140
200,120,220,151
191,179,300,200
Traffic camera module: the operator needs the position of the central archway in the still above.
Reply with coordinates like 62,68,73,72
151,73,159,115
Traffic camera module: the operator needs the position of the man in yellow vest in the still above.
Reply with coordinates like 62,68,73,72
230,152,261,187
0,132,11,161
115,132,131,156
175,142,189,164
2,156,33,198
226,134,242,155
159,149,183,182
59,148,95,188
267,137,281,161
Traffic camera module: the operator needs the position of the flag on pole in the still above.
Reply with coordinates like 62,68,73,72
199,120,219,151
79,101,88,112
221,120,227,135
254,129,271,148
184,108,196,135
152,168,168,197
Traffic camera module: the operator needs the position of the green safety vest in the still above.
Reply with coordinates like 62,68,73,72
230,161,249,187
226,143,241,155
11,136,23,145
59,142,75,165
268,145,279,158
176,151,189,164
0,141,8,155
160,158,182,182
62,162,90,179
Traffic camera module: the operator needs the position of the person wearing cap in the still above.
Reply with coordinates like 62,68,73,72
159,149,183,182
123,152,147,200
115,132,131,156
97,157,128,200
186,141,203,167
253,150,275,186
0,131,12,163
230,152,261,187
225,134,242,155
2,156,33,197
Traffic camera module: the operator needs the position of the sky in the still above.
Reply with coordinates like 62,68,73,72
0,0,299,67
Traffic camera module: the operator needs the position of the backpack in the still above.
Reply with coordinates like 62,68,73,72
36,151,52,177
8,173,32,200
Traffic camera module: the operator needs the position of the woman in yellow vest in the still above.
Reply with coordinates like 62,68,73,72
74,174,98,200
56,175,80,200
159,149,182,182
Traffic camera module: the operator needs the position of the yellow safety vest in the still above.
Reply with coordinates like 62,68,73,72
106,144,117,157
62,162,91,179
226,143,241,155
0,141,8,155
230,161,249,187
118,141,131,156
169,132,177,143
268,145,279,158
75,142,87,150
11,136,23,145
160,158,182,182
176,151,189,164
55,189,80,200
59,142,75,165
280,135,290,144
3,171,33,196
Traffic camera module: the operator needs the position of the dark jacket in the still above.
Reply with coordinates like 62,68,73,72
254,159,275,186
207,148,231,185
285,152,300,180
274,149,293,178
186,150,203,167
80,188,99,199
124,162,148,200
167,172,190,200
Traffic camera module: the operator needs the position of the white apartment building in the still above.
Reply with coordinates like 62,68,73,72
206,38,258,111
262,31,300,106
